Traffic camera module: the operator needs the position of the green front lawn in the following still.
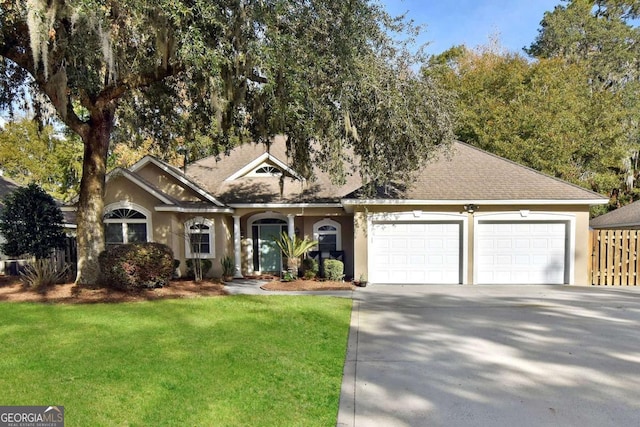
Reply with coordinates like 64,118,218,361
0,296,352,426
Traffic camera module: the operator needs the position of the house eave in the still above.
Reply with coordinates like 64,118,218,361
131,156,225,206
228,203,343,209
154,206,235,214
340,198,609,212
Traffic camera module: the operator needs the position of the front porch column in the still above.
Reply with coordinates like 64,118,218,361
287,214,295,239
232,215,243,278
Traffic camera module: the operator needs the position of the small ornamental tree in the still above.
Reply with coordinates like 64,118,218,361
0,183,66,259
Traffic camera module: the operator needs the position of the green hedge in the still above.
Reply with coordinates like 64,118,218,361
98,242,174,291
323,259,344,281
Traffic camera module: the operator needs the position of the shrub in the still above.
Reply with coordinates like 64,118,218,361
301,258,318,280
220,255,235,278
98,243,174,291
0,183,66,259
185,258,213,280
20,259,69,291
323,259,344,281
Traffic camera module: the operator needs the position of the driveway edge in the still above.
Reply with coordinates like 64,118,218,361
336,299,360,427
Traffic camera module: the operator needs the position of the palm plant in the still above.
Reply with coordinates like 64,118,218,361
273,232,318,278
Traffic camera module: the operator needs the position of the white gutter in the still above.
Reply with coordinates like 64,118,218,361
228,203,343,209
155,206,235,213
341,198,608,212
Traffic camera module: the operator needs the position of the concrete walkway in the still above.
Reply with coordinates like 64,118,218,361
337,284,640,427
222,278,354,298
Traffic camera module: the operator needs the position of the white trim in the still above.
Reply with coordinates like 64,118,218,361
184,217,215,259
367,212,468,285
225,153,303,181
341,198,608,211
155,206,234,213
130,156,225,206
107,168,175,205
473,211,576,285
313,218,342,251
103,201,153,244
246,212,288,274
228,203,343,209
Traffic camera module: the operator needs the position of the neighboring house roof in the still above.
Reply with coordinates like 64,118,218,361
590,201,640,229
0,175,20,210
187,138,607,206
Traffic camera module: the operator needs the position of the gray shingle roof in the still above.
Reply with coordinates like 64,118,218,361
186,138,606,204
0,175,20,209
590,201,640,229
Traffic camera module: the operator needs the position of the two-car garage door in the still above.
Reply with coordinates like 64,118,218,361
369,218,569,285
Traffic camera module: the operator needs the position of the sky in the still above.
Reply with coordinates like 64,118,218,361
381,0,563,56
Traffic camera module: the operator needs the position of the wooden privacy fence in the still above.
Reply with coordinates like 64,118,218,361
590,229,640,286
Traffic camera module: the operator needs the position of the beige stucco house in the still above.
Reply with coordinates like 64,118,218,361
102,137,608,285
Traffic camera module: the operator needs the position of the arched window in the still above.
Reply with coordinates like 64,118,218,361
185,217,215,258
254,165,281,175
313,219,342,252
103,204,150,246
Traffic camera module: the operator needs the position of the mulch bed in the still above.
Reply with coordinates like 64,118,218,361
0,275,356,303
0,275,227,304
260,279,355,291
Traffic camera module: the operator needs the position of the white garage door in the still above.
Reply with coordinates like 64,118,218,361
370,221,462,284
476,221,567,284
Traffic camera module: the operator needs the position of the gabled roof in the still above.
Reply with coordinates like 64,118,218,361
188,138,607,206
106,168,178,205
187,135,362,204
590,201,640,229
130,156,225,206
344,141,607,205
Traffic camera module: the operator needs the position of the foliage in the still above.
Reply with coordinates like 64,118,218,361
0,119,83,201
424,45,629,196
0,182,66,259
220,255,235,278
0,297,352,426
323,259,344,281
185,258,213,280
273,233,318,275
20,259,69,291
525,0,640,206
301,258,319,280
0,0,454,285
98,242,174,291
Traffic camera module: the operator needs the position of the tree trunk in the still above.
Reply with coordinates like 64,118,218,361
74,108,114,286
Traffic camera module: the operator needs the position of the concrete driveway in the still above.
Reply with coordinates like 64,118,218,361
337,285,640,427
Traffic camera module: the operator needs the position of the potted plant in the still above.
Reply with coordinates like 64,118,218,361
220,255,235,281
353,274,368,287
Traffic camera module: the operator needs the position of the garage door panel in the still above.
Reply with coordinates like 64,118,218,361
370,221,462,284
477,221,567,284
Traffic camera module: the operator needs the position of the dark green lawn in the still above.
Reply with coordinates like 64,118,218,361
0,296,352,426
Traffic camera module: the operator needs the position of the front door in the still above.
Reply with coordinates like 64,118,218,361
259,224,282,273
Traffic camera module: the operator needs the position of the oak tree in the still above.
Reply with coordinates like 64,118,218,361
0,1,454,285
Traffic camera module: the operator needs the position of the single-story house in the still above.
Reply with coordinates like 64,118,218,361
102,137,608,285
590,201,640,229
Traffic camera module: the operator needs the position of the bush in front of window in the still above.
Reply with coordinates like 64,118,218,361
98,242,174,290
301,258,318,280
323,259,344,281
185,258,213,280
